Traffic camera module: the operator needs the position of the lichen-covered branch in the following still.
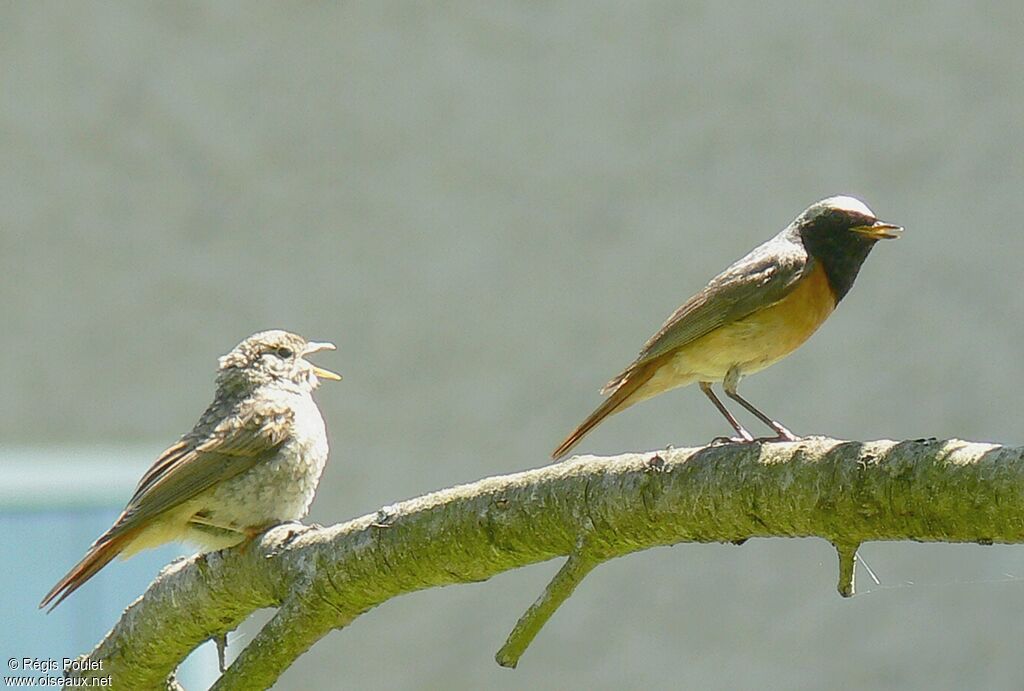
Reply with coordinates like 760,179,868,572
68,437,1024,689
495,532,599,669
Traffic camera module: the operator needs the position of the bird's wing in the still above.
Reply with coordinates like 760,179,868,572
39,397,295,611
603,238,811,392
109,398,294,537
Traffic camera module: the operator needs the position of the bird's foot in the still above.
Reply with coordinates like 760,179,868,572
372,505,398,529
755,428,801,443
709,434,755,447
275,519,319,534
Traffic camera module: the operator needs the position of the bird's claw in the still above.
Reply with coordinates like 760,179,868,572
755,431,802,443
709,434,755,447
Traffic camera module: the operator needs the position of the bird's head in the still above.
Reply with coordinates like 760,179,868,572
792,196,902,302
795,195,902,244
217,330,342,393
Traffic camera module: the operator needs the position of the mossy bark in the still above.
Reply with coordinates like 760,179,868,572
69,437,1024,689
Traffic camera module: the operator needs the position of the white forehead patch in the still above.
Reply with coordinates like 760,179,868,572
818,195,875,218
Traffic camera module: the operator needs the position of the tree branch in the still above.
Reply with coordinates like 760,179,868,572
496,529,600,668
66,437,1024,688
832,540,861,597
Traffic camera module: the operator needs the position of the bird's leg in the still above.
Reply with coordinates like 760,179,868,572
722,371,799,442
187,513,258,553
189,513,248,539
699,381,754,444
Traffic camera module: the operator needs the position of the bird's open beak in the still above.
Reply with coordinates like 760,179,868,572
851,220,903,240
304,341,343,381
312,366,342,381
304,341,336,355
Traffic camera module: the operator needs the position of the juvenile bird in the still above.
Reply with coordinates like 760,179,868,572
41,329,341,610
553,196,901,460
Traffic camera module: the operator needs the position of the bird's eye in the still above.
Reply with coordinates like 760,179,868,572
275,347,294,359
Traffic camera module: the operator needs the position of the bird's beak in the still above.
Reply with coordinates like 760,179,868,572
304,341,336,355
851,220,903,240
312,366,342,381
304,341,343,381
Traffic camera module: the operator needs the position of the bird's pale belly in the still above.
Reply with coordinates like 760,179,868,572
202,438,327,525
199,401,328,533
642,264,836,397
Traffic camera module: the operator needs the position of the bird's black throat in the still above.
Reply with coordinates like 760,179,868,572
799,229,878,303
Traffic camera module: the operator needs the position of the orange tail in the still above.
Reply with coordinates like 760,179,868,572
40,527,139,611
551,362,657,460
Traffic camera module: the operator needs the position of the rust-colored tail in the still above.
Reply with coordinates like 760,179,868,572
40,527,138,611
551,362,657,460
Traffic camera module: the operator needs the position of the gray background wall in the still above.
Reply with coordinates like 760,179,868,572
4,2,1024,689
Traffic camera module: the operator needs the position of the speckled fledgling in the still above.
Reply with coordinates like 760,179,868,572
41,330,341,611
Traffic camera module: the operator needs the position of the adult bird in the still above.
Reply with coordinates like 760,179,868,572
552,196,901,460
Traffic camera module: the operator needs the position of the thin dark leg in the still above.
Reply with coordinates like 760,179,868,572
723,388,799,442
699,382,754,443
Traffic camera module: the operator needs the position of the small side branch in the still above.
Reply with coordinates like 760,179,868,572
211,590,357,690
497,537,600,668
832,541,861,598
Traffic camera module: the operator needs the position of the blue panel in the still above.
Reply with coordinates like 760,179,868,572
2,507,218,687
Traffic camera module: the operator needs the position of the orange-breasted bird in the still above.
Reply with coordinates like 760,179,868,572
552,196,901,460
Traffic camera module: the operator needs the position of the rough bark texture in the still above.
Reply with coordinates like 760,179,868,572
67,437,1024,689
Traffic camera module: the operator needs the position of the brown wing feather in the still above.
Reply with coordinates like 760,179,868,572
117,401,293,533
40,398,293,610
603,237,810,394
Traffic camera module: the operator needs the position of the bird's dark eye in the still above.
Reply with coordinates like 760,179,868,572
276,347,294,359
